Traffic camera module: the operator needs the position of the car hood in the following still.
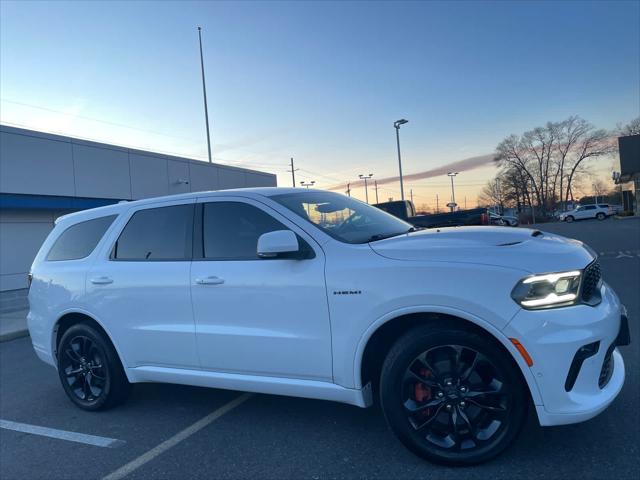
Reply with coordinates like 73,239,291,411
369,226,595,273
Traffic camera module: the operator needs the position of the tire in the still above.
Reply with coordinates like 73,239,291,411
596,212,605,221
57,323,130,411
565,215,574,223
379,324,528,466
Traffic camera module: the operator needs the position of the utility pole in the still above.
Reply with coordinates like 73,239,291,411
346,182,351,197
436,194,439,213
374,180,379,204
359,174,373,204
287,158,298,187
197,26,213,163
410,189,414,204
464,196,467,209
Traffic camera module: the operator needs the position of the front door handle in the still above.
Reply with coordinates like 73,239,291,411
90,276,113,285
195,276,225,285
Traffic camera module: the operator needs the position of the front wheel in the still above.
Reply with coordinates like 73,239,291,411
565,215,574,223
596,212,606,220
57,323,130,411
379,325,528,465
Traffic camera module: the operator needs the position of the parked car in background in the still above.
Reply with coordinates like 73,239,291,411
489,213,519,227
28,188,630,466
559,204,612,222
374,200,489,228
501,215,519,226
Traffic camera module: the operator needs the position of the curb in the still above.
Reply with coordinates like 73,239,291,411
0,329,29,342
613,215,638,220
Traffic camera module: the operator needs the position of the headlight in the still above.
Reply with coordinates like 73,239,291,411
511,270,582,309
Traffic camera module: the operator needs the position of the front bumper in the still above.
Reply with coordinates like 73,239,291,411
503,282,629,426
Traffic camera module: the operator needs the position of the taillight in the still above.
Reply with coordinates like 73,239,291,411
27,273,33,289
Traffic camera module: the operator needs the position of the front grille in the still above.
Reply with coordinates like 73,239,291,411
599,344,615,389
582,261,601,301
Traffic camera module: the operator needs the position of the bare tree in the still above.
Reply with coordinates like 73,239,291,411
562,124,615,205
478,180,502,209
495,116,615,214
617,117,640,136
495,135,543,210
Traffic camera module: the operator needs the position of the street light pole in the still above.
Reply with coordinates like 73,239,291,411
300,181,315,189
197,26,213,163
374,180,379,204
394,119,408,201
447,172,458,212
359,174,373,204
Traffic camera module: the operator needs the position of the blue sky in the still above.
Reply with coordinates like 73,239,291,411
1,0,638,207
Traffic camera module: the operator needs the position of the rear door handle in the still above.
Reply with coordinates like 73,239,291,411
195,276,225,285
90,276,113,285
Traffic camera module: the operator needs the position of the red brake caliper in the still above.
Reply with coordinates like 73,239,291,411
414,368,433,416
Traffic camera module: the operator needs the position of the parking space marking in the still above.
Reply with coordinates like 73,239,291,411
101,393,253,480
0,419,125,448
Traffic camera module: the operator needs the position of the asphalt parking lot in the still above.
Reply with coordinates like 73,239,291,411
1,218,638,480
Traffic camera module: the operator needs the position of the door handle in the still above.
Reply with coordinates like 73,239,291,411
90,276,113,285
195,276,225,285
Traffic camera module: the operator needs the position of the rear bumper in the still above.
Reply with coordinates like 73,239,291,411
503,282,629,426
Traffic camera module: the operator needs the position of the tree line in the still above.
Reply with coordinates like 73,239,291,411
479,116,639,215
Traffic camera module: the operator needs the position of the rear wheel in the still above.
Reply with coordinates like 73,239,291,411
380,325,527,465
57,323,130,411
565,215,574,223
596,212,606,220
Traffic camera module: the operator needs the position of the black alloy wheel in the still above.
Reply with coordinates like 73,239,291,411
565,215,575,223
380,325,527,465
57,323,130,410
596,212,606,220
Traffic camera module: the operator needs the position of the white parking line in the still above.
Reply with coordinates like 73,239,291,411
101,393,253,480
0,419,125,448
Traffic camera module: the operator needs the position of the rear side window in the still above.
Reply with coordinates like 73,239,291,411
113,204,193,260
584,206,596,210
47,215,117,261
203,202,286,260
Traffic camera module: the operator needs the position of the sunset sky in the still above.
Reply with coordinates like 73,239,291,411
1,0,638,209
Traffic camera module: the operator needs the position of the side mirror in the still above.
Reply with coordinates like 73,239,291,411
257,230,300,259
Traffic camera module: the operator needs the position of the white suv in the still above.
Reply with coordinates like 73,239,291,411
28,189,630,465
559,204,611,222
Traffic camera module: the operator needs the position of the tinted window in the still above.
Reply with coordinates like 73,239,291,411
584,205,596,210
203,202,286,260
47,215,117,261
114,205,193,260
272,191,412,244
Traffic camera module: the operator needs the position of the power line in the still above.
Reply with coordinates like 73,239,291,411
1,98,199,142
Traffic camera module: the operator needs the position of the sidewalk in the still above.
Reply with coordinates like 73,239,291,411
0,308,29,342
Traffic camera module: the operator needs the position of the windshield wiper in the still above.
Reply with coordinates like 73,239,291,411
365,227,418,243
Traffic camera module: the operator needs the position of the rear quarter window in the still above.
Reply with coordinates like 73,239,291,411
47,215,117,261
112,204,193,261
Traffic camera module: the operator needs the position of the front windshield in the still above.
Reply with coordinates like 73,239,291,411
271,191,413,244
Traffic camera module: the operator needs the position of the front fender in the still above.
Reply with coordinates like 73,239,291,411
351,304,543,406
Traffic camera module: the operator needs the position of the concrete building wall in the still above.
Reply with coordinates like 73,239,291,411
0,126,276,200
0,125,277,307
